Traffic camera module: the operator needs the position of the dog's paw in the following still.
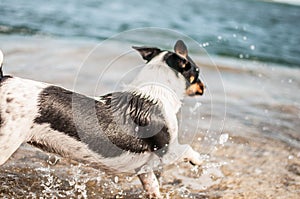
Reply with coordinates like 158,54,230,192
182,148,208,166
184,154,202,166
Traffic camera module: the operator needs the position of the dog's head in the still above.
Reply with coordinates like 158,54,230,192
133,40,204,96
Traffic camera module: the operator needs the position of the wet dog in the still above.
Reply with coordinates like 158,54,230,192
0,40,204,198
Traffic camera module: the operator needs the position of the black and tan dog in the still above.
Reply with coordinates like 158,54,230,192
0,40,204,198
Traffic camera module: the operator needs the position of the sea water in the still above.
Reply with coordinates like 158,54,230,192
0,0,299,67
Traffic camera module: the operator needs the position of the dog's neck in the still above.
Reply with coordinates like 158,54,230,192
128,52,186,113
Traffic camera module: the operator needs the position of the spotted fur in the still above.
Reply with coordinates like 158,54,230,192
0,40,205,198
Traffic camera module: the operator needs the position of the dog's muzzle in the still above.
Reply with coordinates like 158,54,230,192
186,79,204,96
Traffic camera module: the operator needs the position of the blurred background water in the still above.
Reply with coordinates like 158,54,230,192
0,0,299,67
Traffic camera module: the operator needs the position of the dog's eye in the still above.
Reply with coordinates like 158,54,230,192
181,59,188,64
184,62,191,70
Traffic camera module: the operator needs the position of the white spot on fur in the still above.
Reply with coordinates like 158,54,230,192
128,52,185,114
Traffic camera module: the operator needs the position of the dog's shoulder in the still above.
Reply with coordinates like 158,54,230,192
95,91,171,157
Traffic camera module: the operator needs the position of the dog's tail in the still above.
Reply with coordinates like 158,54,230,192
0,50,3,79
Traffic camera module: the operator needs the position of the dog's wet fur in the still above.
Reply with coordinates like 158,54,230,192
0,40,204,198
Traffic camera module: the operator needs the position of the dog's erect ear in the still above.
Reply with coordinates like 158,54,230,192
174,40,188,59
132,46,162,62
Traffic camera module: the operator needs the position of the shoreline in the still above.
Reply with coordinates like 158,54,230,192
0,35,299,198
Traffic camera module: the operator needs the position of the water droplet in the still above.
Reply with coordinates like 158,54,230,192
239,54,244,59
243,36,247,40
114,176,119,183
191,165,199,173
250,45,255,50
217,36,222,40
288,79,293,83
47,155,60,166
233,34,237,38
255,168,262,174
219,134,229,145
190,102,202,113
202,42,210,47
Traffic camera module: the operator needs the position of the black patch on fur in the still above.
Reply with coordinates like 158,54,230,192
164,52,199,85
133,47,162,62
164,52,186,73
0,75,12,84
34,86,170,158
29,141,59,154
105,92,170,157
34,86,81,140
6,97,13,103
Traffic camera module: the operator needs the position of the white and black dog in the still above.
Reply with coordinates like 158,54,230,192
0,40,204,198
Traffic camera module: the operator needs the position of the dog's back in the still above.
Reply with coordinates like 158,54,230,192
0,76,170,173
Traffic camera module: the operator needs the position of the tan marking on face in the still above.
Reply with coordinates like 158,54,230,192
186,81,204,96
189,76,195,83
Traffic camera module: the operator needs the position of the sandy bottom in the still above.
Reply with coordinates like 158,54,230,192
1,135,299,198
0,36,299,198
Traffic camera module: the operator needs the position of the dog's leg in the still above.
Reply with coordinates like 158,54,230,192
138,170,162,199
0,104,34,165
0,127,28,165
163,141,204,166
181,144,204,166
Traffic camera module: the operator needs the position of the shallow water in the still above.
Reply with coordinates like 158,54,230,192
0,36,299,198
